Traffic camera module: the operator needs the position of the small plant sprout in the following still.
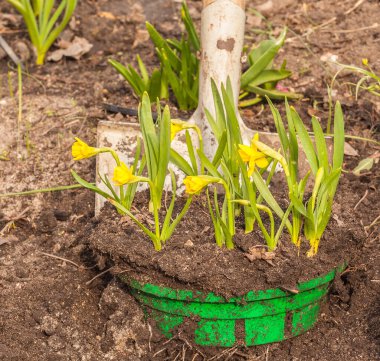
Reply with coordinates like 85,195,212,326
239,28,301,107
256,98,345,257
109,1,199,109
108,54,169,103
296,102,344,257
72,94,194,251
6,0,78,65
109,2,298,110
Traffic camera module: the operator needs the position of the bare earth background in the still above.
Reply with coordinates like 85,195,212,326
0,0,379,360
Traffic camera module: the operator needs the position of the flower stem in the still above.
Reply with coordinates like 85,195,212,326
147,180,161,245
220,180,235,249
36,52,45,65
105,148,121,166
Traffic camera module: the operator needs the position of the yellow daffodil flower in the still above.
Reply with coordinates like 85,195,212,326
183,175,219,195
113,162,140,186
238,134,269,176
170,119,202,141
72,138,102,160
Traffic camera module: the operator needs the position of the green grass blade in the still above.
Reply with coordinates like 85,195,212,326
291,106,318,175
244,85,301,100
311,116,329,172
170,149,194,176
146,21,181,71
161,170,177,238
99,173,119,202
266,96,289,156
185,130,198,173
137,54,149,86
148,68,163,101
7,0,25,13
197,149,222,179
210,79,227,135
110,199,158,241
222,80,243,145
108,59,144,96
252,170,286,221
249,69,292,87
156,105,171,193
139,93,159,179
43,0,77,52
71,170,111,199
181,1,200,50
212,130,227,167
40,0,54,35
333,101,345,170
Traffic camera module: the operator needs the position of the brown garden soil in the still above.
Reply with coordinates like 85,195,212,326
0,0,379,360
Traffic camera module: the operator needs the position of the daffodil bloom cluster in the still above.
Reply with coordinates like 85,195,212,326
71,93,195,251
70,82,344,257
70,137,143,218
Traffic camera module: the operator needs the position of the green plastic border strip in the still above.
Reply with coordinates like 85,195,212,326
120,262,346,304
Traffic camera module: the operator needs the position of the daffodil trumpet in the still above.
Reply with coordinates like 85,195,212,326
72,137,121,165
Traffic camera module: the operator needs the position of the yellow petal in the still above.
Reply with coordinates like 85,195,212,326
256,156,269,169
170,119,202,142
247,158,256,176
250,133,260,152
238,144,253,162
113,162,139,185
170,123,183,141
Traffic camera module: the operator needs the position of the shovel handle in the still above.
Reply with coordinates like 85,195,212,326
203,0,245,10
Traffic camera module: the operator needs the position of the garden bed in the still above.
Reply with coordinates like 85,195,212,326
88,191,358,298
0,0,379,360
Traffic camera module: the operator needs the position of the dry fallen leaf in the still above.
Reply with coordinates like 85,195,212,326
132,29,150,48
245,246,275,263
353,157,374,175
97,11,117,20
344,142,359,156
246,14,262,27
47,36,93,62
0,235,18,246
0,13,22,29
14,41,30,61
127,3,145,24
0,46,6,60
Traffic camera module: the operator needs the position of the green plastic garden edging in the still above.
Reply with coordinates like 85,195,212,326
119,263,346,347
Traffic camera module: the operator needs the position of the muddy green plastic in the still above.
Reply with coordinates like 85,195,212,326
120,264,345,347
